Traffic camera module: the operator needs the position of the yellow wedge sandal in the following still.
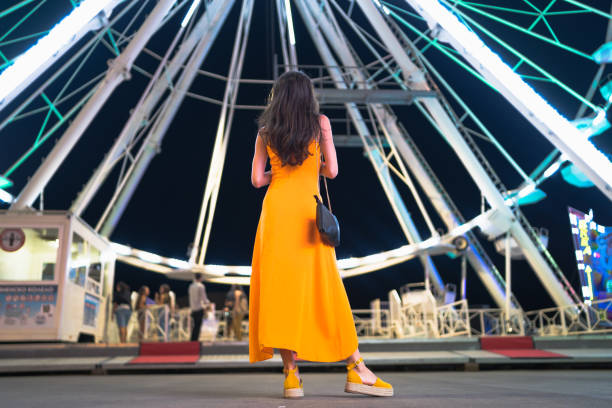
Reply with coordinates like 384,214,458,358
283,366,304,398
345,357,393,397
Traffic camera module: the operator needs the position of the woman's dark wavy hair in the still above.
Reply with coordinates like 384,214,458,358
258,71,321,166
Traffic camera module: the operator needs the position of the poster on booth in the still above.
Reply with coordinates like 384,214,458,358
83,294,100,327
0,285,58,329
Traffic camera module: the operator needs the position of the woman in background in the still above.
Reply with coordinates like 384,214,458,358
112,281,132,343
155,283,174,341
135,285,151,340
225,285,248,341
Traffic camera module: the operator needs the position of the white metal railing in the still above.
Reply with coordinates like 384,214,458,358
352,308,391,338
173,308,192,341
525,299,612,336
468,308,503,336
118,306,189,343
437,299,471,338
369,290,472,339
141,308,227,342
109,306,249,343
468,308,524,336
400,300,438,337
138,304,171,342
106,299,612,343
356,299,612,339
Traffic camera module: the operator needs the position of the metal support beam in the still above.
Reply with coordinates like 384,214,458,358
314,0,518,311
332,135,377,147
275,0,298,70
356,0,577,312
71,0,235,217
371,148,441,294
460,253,467,300
315,88,436,104
505,231,511,322
191,0,255,265
0,0,125,111
96,0,236,236
404,0,612,200
383,109,519,310
10,0,177,211
296,0,445,295
523,2,612,192
305,2,440,240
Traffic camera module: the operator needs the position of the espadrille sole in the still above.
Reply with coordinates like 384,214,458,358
283,387,304,398
345,382,393,397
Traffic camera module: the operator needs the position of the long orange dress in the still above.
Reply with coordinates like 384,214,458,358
249,116,358,363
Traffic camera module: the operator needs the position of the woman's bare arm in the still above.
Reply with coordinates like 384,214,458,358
251,132,272,188
319,115,338,179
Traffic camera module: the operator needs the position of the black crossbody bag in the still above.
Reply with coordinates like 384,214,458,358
313,139,340,247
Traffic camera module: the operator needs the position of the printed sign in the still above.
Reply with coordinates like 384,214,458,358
0,285,57,329
83,294,100,327
68,266,86,287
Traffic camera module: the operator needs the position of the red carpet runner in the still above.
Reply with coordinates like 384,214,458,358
480,336,568,358
129,341,200,364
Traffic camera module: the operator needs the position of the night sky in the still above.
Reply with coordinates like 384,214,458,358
1,0,610,311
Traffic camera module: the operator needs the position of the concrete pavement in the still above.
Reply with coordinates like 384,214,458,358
1,370,611,407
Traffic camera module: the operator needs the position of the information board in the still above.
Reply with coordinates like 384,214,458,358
0,285,58,329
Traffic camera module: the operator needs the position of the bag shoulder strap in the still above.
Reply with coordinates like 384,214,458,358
316,136,333,213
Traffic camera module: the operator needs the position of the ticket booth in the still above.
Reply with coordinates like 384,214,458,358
0,211,115,342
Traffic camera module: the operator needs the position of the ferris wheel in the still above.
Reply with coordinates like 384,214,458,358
0,0,611,320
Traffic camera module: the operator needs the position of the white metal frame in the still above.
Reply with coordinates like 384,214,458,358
0,0,126,111
97,0,237,236
191,0,255,265
404,0,612,201
296,0,446,294
354,0,578,313
11,0,178,211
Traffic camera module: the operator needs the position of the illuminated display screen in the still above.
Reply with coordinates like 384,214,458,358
568,207,612,303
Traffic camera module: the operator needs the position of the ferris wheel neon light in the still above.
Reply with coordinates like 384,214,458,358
406,0,612,195
284,0,296,45
0,0,117,107
0,189,13,204
181,0,201,27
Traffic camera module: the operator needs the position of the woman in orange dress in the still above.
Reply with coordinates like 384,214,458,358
249,71,393,398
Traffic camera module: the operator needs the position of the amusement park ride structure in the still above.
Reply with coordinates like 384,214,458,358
0,0,611,341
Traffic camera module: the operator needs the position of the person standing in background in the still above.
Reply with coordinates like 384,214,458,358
112,281,132,343
155,283,173,308
189,273,210,342
223,284,235,338
135,285,152,341
155,283,174,341
225,285,248,341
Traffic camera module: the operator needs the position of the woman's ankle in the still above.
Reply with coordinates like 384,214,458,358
280,349,297,371
346,348,362,366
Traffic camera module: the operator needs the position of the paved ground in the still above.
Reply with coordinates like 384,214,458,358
1,370,612,407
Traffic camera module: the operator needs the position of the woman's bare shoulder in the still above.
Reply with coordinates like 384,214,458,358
319,114,331,127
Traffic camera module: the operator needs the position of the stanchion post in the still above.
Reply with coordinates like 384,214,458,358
505,232,511,333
